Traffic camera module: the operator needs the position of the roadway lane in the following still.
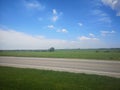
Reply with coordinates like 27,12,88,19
0,56,120,78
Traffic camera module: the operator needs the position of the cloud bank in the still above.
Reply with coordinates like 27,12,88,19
0,28,109,50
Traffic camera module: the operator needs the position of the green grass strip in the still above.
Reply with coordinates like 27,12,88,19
0,50,120,60
0,66,120,90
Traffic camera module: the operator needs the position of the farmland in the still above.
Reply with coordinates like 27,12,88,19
0,66,120,90
0,49,120,60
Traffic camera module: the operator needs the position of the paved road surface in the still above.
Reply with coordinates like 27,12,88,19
0,57,120,78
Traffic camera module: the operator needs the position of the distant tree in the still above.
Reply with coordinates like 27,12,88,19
49,47,55,52
96,50,99,53
104,50,109,53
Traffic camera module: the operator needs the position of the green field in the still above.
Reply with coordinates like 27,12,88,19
0,49,120,60
0,66,120,90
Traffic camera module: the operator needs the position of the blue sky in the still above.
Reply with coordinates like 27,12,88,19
0,0,120,49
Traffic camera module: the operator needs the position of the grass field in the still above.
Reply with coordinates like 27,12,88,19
0,49,120,60
0,66,120,90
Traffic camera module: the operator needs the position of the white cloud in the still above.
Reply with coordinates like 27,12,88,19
25,0,45,10
76,36,106,48
78,36,99,41
101,30,116,36
89,33,95,37
51,9,62,22
78,36,91,40
101,0,120,16
53,9,57,15
92,9,112,23
52,16,58,22
78,23,83,26
57,29,68,33
98,17,111,23
47,25,54,29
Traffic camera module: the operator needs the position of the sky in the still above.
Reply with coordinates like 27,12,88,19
0,0,120,50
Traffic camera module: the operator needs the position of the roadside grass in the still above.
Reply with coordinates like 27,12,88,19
0,49,120,60
0,66,120,90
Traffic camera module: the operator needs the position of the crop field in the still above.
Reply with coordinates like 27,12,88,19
0,66,120,90
0,49,120,60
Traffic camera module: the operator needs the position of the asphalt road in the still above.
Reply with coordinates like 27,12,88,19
0,56,120,78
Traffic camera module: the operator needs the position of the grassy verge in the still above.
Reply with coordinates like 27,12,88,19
0,66,120,90
0,49,120,60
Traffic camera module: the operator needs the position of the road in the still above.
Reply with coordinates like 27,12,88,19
0,56,120,78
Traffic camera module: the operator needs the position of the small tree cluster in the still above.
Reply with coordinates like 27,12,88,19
49,47,55,52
